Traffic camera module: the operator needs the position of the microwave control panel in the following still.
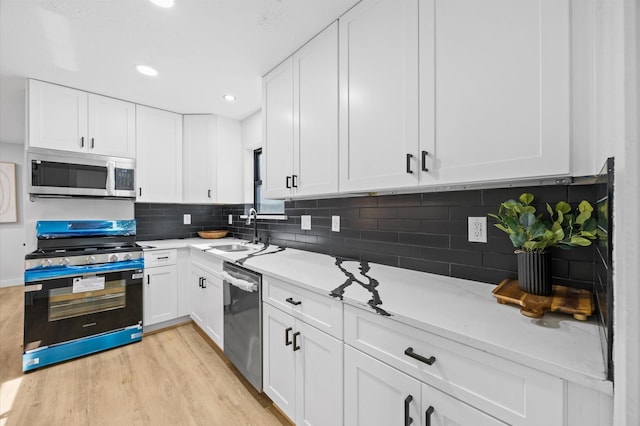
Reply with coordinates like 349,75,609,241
115,168,135,191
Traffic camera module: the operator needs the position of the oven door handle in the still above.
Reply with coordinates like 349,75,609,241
24,258,145,283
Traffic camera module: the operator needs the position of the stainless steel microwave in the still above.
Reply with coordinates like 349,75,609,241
27,149,136,199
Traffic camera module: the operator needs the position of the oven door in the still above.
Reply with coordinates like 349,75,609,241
24,263,143,351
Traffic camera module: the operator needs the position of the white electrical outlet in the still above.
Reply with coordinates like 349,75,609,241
332,215,340,232
183,214,191,225
468,217,487,243
228,214,233,225
301,215,311,230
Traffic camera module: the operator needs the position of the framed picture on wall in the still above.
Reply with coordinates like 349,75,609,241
0,162,18,223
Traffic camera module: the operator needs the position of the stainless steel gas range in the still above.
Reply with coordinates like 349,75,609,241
23,220,144,372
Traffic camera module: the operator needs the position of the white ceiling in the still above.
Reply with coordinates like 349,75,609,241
0,0,359,145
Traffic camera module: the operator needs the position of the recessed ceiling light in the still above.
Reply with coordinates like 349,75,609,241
136,65,158,77
149,0,174,8
223,94,236,102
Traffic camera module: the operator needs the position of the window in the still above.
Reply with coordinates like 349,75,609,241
253,148,284,214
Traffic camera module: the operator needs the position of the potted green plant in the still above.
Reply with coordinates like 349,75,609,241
488,193,597,295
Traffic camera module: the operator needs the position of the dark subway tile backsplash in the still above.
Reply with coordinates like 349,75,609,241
135,184,597,290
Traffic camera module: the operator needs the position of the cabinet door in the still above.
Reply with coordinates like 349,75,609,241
263,303,296,421
420,0,570,185
136,105,183,202
422,383,507,426
183,115,216,203
203,271,223,348
144,265,178,327
339,0,420,192
293,21,339,197
344,345,421,426
87,94,136,158
263,58,295,199
189,266,207,329
28,79,88,152
295,321,343,426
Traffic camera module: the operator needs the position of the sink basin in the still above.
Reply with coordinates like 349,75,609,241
210,244,251,252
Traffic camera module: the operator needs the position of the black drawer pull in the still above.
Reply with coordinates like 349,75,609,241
147,275,150,285
293,331,301,351
286,297,301,306
286,176,291,189
91,137,95,149
198,277,202,288
81,136,85,148
201,278,206,288
404,347,436,365
421,150,429,172
285,327,293,346
425,406,434,426
292,174,298,188
404,395,413,425
157,256,169,260
406,153,414,174
208,189,211,198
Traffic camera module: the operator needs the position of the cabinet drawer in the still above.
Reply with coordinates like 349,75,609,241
190,248,223,276
263,275,343,339
344,305,563,426
144,249,177,267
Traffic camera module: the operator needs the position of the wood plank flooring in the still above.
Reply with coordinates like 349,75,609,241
0,285,290,426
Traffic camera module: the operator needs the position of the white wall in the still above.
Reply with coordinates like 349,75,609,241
241,110,262,205
0,142,26,287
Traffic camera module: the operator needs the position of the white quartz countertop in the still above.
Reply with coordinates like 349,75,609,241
141,238,612,394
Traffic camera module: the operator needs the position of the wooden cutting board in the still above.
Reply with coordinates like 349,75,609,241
492,279,594,320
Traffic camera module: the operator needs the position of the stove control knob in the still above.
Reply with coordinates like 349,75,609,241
60,258,70,266
124,253,133,261
109,254,119,262
86,256,97,264
41,259,52,267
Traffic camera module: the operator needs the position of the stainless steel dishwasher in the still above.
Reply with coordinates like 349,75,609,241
221,261,262,391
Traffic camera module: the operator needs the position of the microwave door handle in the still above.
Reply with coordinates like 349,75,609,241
106,162,116,195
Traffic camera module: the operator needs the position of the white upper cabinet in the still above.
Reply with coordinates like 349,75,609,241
263,21,339,199
136,105,183,203
419,0,571,185
87,93,136,158
28,79,135,158
183,115,217,203
339,0,420,192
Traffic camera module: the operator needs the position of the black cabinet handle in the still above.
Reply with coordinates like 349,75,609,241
208,189,211,198
91,138,95,149
81,136,85,148
421,151,429,172
147,275,150,285
404,347,436,365
285,327,293,346
198,277,202,288
157,256,169,260
286,176,291,189
201,277,206,288
293,331,301,351
292,174,298,188
286,297,301,306
404,395,413,425
406,153,414,174
425,406,434,426
139,188,142,197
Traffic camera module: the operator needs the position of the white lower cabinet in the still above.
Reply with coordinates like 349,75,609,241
421,383,506,426
190,261,224,348
143,250,178,327
143,265,178,327
263,302,343,425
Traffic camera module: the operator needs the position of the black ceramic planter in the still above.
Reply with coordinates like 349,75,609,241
516,251,552,296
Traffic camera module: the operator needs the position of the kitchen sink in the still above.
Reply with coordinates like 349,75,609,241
210,244,251,252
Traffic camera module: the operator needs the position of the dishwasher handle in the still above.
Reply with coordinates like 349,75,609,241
221,270,258,292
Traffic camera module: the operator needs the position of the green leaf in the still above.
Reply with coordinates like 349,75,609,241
570,236,593,246
494,224,510,233
522,241,537,250
530,222,548,238
504,216,519,232
519,212,537,228
575,211,591,225
578,200,594,214
554,228,565,240
546,203,554,218
519,193,534,205
551,221,562,232
555,201,571,214
510,232,527,248
582,217,597,232
521,206,536,214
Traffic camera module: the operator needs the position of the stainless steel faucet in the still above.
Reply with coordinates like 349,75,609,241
246,208,260,244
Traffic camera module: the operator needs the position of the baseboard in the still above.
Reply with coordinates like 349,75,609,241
0,278,23,288
143,316,192,335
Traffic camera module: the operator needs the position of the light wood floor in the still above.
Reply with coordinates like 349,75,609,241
0,285,290,426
